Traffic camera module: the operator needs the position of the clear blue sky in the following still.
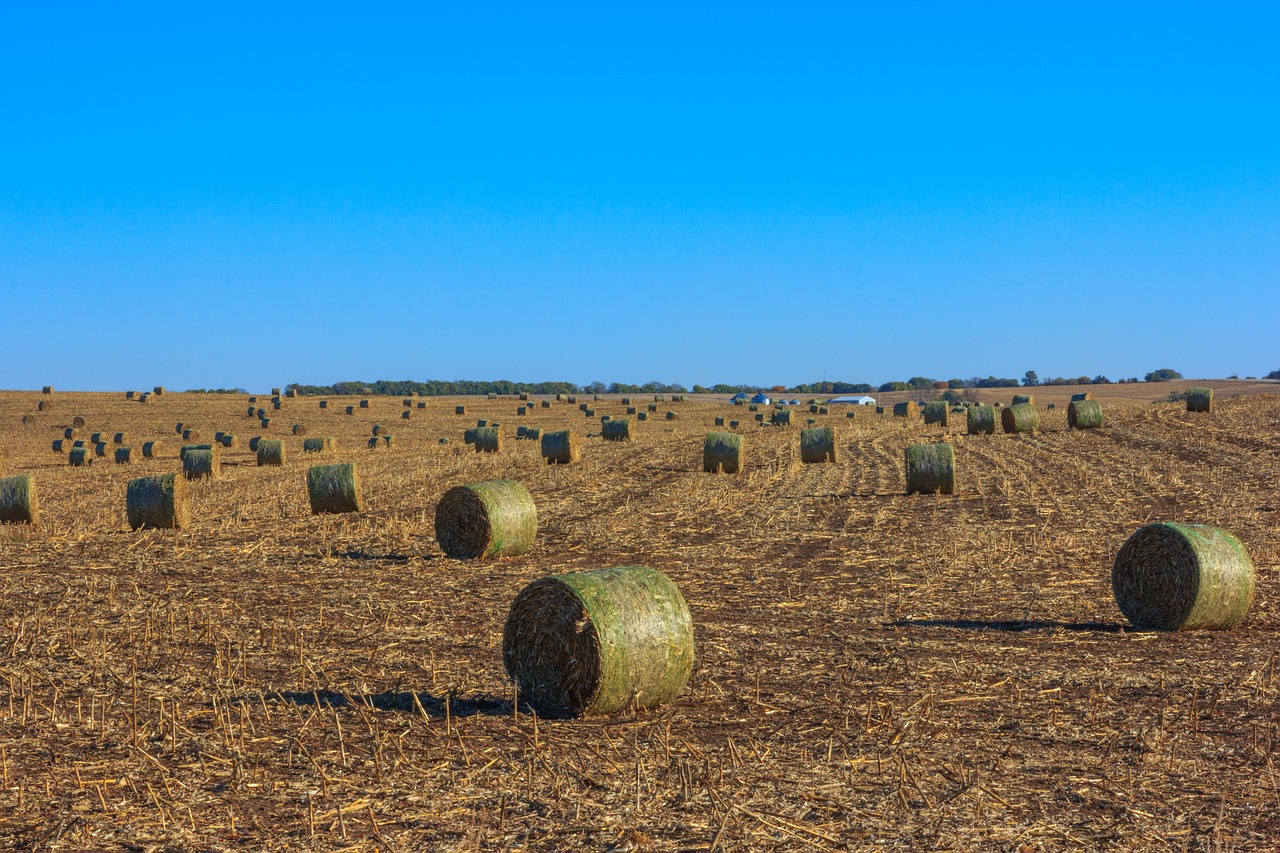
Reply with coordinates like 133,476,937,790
3,2,1277,392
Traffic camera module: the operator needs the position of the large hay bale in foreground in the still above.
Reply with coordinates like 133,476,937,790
142,441,164,458
0,476,38,524
127,473,190,529
1000,403,1039,433
542,430,580,464
183,448,219,480
905,442,954,495
602,419,632,442
303,437,334,453
703,432,743,473
1068,399,1104,430
923,401,949,427
503,566,694,717
257,439,285,466
800,426,837,463
307,463,364,515
1112,523,1255,630
473,426,501,453
1186,387,1213,413
967,405,997,435
435,479,536,559
892,402,918,418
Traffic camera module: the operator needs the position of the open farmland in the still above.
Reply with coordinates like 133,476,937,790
0,386,1278,851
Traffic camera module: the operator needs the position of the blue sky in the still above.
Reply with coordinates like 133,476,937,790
3,2,1277,392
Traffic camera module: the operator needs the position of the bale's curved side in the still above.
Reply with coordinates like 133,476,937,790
1001,403,1039,434
114,446,133,464
127,473,190,530
967,406,997,435
473,427,501,453
69,447,92,466
800,427,837,463
183,448,219,480
1012,394,1035,405
1067,400,1104,430
113,432,127,444
1070,392,1093,402
703,432,743,473
303,437,333,453
0,476,39,524
1186,387,1213,413
503,566,694,717
540,430,581,463
307,463,364,515
923,402,949,427
602,419,632,442
435,479,536,559
1112,523,1255,630
257,439,285,466
770,409,792,426
906,442,955,495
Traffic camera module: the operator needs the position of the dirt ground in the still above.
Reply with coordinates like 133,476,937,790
0,383,1277,851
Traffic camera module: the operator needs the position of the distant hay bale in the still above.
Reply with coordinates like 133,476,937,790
519,393,529,401
602,418,632,442
142,441,164,458
1070,392,1093,402
923,401,949,426
1047,403,1056,410
846,412,856,419
464,428,477,445
114,446,133,464
248,396,257,404
473,426,501,453
967,405,998,435
714,416,725,426
524,427,542,441
621,397,632,405
584,409,596,418
127,473,189,530
381,434,395,448
541,401,551,409
770,409,792,426
52,439,68,453
286,389,297,398
516,425,528,438
271,388,281,396
541,430,580,464
1112,523,1255,630
259,419,271,429
220,434,237,449
906,442,955,495
729,420,740,429
401,410,412,420
256,439,285,467
94,442,109,457
153,386,165,395
455,405,466,415
1187,387,1213,413
800,427,837,463
809,404,819,414
477,419,489,427
893,402,919,418
248,436,262,452
503,566,694,717
72,440,86,448
72,416,86,428
90,432,107,445
180,443,212,461
600,415,611,423
367,437,383,450
182,429,199,440
247,406,257,416
272,400,283,411
876,406,884,414
664,411,675,420
183,448,219,480
749,404,758,412
292,424,307,436
819,406,828,415
648,403,658,412
319,400,329,409
112,432,127,444
1000,403,1039,434
703,432,743,474
637,412,648,421
345,406,355,415
214,431,225,443
42,386,53,394
806,418,817,425
1067,400,1104,430
627,406,637,415
417,402,426,409
579,404,589,412
137,393,150,403
303,437,334,453
69,447,92,466
307,462,364,515
517,406,527,416
435,479,536,559
1012,394,1034,405
125,391,135,399
753,413,763,422
360,399,370,409
37,401,51,411
0,476,38,524
567,396,576,404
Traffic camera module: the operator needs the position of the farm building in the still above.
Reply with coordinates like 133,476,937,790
750,392,772,406
730,392,750,404
828,395,877,406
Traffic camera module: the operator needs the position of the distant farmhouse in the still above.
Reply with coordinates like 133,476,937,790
827,394,877,406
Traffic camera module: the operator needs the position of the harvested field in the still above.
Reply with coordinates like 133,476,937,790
0,387,1278,850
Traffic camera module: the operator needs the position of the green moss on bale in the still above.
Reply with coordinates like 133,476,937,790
504,566,694,717
1000,403,1039,434
183,448,220,480
800,426,837,463
127,473,190,530
906,442,955,495
1067,399,1104,430
1012,394,1034,405
435,479,536,559
967,406,997,435
602,418,632,442
541,430,579,464
69,447,92,467
473,426,501,453
307,462,364,514
303,437,334,453
770,409,792,427
1112,523,1255,630
1070,392,1093,402
923,401,949,427
703,432,743,473
1186,387,1213,413
0,476,39,524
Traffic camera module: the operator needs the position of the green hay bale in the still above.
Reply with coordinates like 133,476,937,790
648,403,658,412
703,432,743,473
182,429,199,441
519,393,529,402
906,442,955,495
541,430,580,464
1070,392,1093,402
248,436,262,452
770,409,792,426
307,462,364,515
1187,387,1213,413
525,427,542,441
1067,399,1104,430
292,424,307,436
1012,394,1035,405
220,434,238,448
893,402,919,418
435,479,536,559
504,566,694,717
114,446,133,464
567,396,576,404
464,428,477,445
94,442,109,457
69,447,92,466
923,401,949,427
1000,403,1039,434
303,437,334,453
142,441,164,458
748,403,758,412
127,473,189,529
271,388,281,396
256,439,285,466
0,476,38,525
800,427,837,464
714,416,725,426
473,426,501,453
967,405,997,435
1112,523,1255,630
183,448,219,480
602,418,632,442
455,405,466,415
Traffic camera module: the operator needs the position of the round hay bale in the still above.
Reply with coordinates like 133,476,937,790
381,434,395,448
602,418,632,442
1067,399,1104,430
182,429,199,441
1186,387,1213,413
567,396,576,403
906,442,954,495
455,405,466,415
524,427,542,441
0,476,38,524
584,409,596,418
183,448,219,480
800,426,837,464
626,406,637,415
809,404,819,414
770,409,792,426
729,420,740,429
257,439,285,466
417,401,426,409
806,418,817,425
71,416,86,428
174,422,186,435
748,404,758,412
368,437,383,450
64,427,79,440
967,405,997,435
271,388,281,396
128,473,190,530
463,428,477,445
260,418,273,429
113,432,127,445
516,425,528,438
664,410,676,420
303,437,334,453
1000,403,1039,434
846,412,856,419
714,416,725,426
1112,523,1255,630
402,410,412,420
517,406,527,416
126,391,135,399
72,440,86,448
256,408,268,419
753,413,764,422
648,403,658,412
137,393,150,403
153,386,165,396
541,400,551,409
923,401,949,427
638,412,648,421
1012,394,1035,405
503,566,694,717
477,419,489,428
69,447,92,466
473,426,501,453
37,400,51,412
286,389,298,398
360,399,370,409
272,400,283,411
876,406,885,414
1070,392,1093,402
94,442,109,458
42,386,53,394
541,431,580,464
319,400,329,409
247,436,262,452
220,434,238,449
345,406,355,415
892,402,919,418
703,432,743,473
819,406,829,415
1047,403,1056,411
142,441,164,458
621,397,632,405
307,462,364,514
435,479,536,559
114,446,133,464
52,439,68,453
292,424,307,436
247,406,257,416
248,396,257,404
